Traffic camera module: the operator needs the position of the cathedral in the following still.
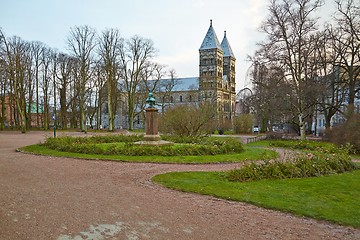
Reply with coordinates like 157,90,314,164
102,20,237,129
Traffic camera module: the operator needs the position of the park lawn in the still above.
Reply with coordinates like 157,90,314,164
153,170,360,228
19,144,278,164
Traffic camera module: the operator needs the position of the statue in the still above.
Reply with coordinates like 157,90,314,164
146,92,156,108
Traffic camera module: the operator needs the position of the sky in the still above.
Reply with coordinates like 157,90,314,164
0,0,336,92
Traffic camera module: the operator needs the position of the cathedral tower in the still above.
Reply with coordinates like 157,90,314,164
199,20,236,122
221,30,236,120
199,20,224,104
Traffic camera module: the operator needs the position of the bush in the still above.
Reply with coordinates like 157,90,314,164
159,103,216,137
161,135,203,144
225,146,358,182
268,140,341,153
233,114,254,134
325,114,360,153
266,132,283,140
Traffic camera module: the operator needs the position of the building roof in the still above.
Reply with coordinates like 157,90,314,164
118,77,199,93
172,77,199,91
221,31,236,59
199,20,222,51
157,77,199,92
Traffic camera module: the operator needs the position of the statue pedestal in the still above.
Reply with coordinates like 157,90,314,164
134,107,173,146
143,108,160,141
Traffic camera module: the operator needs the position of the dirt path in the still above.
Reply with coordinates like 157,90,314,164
0,131,359,240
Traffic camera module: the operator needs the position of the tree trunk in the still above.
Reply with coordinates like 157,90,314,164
299,114,306,140
0,94,5,130
128,95,134,130
107,81,114,131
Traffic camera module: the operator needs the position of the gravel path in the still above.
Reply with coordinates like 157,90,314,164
0,131,359,240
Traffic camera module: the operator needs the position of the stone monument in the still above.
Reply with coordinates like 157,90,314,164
143,92,161,141
135,92,173,146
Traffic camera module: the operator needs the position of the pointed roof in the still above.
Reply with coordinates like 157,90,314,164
221,31,236,59
199,20,222,51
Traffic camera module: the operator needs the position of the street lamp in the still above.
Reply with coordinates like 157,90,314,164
53,63,57,138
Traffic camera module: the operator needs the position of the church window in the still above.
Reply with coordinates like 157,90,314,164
180,95,183,102
170,96,174,103
189,95,192,102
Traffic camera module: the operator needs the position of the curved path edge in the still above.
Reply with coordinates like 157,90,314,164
0,131,359,240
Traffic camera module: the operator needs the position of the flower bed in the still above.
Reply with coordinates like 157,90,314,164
43,135,244,156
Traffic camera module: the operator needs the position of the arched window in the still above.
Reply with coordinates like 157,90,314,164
170,96,174,103
180,95,183,102
189,95,192,102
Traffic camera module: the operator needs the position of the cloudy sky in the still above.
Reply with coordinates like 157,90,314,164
0,0,335,91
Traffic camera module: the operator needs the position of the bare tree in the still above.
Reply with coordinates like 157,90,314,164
0,29,8,130
313,29,346,129
249,61,291,132
331,0,360,117
93,62,106,129
56,53,74,129
30,41,45,128
69,60,81,129
67,25,97,132
259,0,323,139
155,69,179,113
118,35,156,130
98,28,123,131
1,35,31,133
40,47,53,130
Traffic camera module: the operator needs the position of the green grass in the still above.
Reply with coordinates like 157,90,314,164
153,170,360,228
19,144,278,164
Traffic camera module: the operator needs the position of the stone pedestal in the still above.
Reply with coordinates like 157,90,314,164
143,108,161,141
134,102,173,146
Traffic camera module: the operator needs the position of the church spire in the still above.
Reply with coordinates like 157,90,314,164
199,20,222,51
221,30,235,59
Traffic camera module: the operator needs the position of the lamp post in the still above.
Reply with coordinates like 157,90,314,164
53,61,57,138
52,113,56,138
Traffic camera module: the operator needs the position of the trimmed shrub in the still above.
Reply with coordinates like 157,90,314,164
225,146,358,182
268,140,341,153
43,135,244,156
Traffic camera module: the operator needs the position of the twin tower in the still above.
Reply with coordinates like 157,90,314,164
199,20,236,121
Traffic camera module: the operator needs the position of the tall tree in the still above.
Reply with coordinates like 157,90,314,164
31,41,45,128
249,61,291,132
313,29,346,130
259,0,323,139
98,28,123,131
40,47,53,130
56,53,71,129
118,35,156,130
67,25,97,132
0,29,7,130
331,0,360,117
1,35,31,132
